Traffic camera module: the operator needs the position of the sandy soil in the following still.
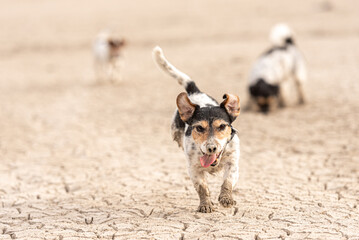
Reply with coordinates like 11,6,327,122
1,0,359,239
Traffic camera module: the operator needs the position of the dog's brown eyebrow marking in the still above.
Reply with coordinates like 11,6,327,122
212,119,232,140
192,121,208,129
212,119,228,128
192,121,209,144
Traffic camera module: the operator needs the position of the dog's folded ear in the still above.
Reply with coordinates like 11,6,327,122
220,94,240,122
176,92,197,122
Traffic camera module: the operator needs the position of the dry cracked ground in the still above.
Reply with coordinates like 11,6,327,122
0,0,359,239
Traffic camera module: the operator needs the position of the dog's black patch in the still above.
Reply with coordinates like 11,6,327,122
210,160,218,167
188,107,232,125
185,81,201,94
249,79,279,113
191,143,196,150
185,125,193,136
174,111,185,129
262,46,287,56
285,37,295,45
263,37,294,56
184,106,233,136
249,79,279,98
259,104,269,114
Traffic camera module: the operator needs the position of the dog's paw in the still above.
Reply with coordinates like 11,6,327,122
218,195,236,208
197,203,214,213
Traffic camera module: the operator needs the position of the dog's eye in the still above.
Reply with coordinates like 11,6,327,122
195,126,205,133
218,124,227,131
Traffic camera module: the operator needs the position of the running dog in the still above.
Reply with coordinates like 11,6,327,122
153,46,240,213
247,23,307,113
93,32,126,84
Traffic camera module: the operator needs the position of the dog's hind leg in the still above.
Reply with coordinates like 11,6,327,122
294,54,307,105
94,61,105,84
110,58,124,83
294,78,305,105
277,81,291,108
278,89,286,108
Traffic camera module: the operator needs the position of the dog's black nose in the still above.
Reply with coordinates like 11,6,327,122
207,145,217,153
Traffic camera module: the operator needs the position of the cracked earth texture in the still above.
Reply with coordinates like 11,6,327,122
0,0,359,239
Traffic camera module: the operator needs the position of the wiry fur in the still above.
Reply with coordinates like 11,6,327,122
93,31,126,84
247,23,307,113
153,46,240,213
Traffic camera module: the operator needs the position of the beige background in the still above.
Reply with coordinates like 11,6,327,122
0,0,359,239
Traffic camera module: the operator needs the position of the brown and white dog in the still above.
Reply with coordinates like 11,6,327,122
93,32,126,84
153,46,240,213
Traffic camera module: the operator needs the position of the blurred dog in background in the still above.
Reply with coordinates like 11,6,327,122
93,31,126,84
246,23,307,113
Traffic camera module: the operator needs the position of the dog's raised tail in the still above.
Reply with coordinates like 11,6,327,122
152,46,200,94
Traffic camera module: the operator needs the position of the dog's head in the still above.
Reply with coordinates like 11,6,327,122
249,79,279,113
108,38,126,56
177,93,240,168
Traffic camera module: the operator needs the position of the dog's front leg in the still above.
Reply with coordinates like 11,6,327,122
294,79,305,105
94,62,105,84
278,89,286,108
218,180,236,208
190,170,213,213
219,162,239,208
196,183,213,213
294,58,307,105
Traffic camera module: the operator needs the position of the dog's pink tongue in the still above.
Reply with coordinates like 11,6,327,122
200,154,217,168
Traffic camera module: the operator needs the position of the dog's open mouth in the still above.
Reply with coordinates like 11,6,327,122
199,151,223,168
210,159,218,167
